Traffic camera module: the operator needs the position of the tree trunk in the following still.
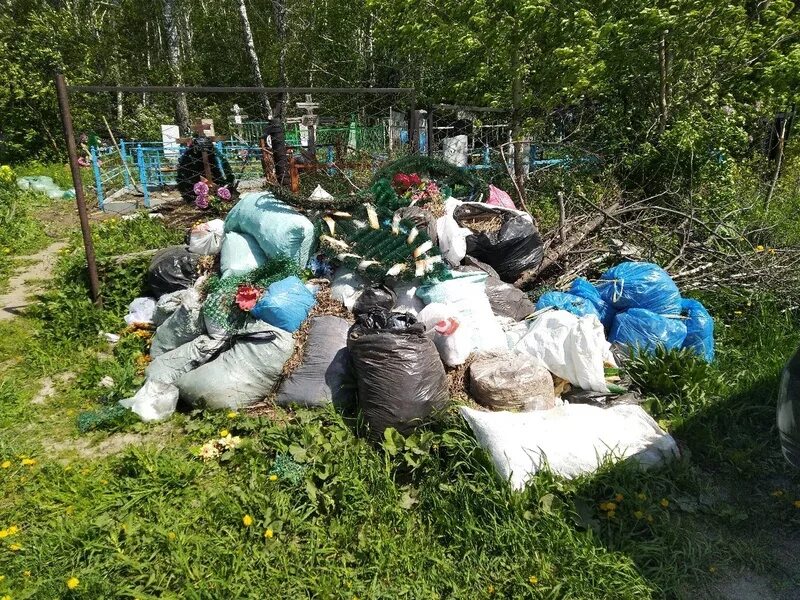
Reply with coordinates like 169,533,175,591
238,0,272,118
658,30,669,136
163,0,190,134
271,0,289,117
511,43,526,208
765,118,788,211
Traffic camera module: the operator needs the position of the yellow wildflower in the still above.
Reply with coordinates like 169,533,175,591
7,526,18,535
264,528,274,539
24,570,30,576
634,510,644,519
660,498,669,508
0,531,6,539
269,474,278,482
1,595,8,600
487,584,495,594
529,575,538,585
8,543,21,551
607,510,616,519
167,532,176,541
769,248,776,255
646,515,654,523
21,458,36,466
636,493,647,501
734,310,743,316
242,514,253,527
772,490,785,497
756,245,765,253
227,412,238,419
219,429,229,438
709,565,717,573
793,500,800,509
66,577,80,589
0,461,10,469
615,493,624,502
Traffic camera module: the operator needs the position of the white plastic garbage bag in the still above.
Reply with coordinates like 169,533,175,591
435,197,471,267
331,267,367,310
119,380,179,423
390,280,425,316
417,303,475,366
188,219,225,255
124,297,157,326
460,404,679,488
220,231,267,279
513,310,612,392
416,269,507,354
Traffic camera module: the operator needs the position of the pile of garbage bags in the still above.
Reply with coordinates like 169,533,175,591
536,262,715,362
118,182,701,487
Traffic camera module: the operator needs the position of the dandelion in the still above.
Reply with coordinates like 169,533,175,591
243,514,253,527
24,570,30,576
634,510,644,519
1,595,8,600
793,500,800,509
21,458,36,466
227,412,238,419
660,498,669,508
269,474,278,482
7,526,18,535
66,577,80,590
607,510,616,519
8,543,21,551
487,584,495,594
615,493,624,502
219,429,229,438
756,245,765,252
167,532,176,541
636,493,647,501
0,461,9,469
264,528,274,539
529,575,538,585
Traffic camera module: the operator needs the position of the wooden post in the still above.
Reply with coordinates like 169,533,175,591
55,72,102,306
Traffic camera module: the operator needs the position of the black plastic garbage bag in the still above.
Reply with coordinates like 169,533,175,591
147,246,200,298
457,265,535,321
453,204,544,283
347,308,448,442
352,285,396,316
276,316,352,408
778,346,800,468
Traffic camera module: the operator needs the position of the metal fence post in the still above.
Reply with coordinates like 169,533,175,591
120,139,131,188
136,145,150,208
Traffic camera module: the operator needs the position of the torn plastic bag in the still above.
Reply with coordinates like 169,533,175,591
460,404,679,488
224,192,315,268
347,308,448,442
331,267,367,310
124,297,157,326
119,380,179,423
435,197,472,267
147,246,200,297
609,308,687,354
188,219,225,256
416,269,507,354
177,320,295,410
468,351,555,411
220,231,267,279
514,310,611,392
417,303,475,367
276,316,352,408
150,287,204,358
680,298,715,362
251,276,316,333
453,203,544,283
458,266,534,321
570,277,616,330
146,335,227,384
598,262,682,315
353,285,396,316
536,291,600,320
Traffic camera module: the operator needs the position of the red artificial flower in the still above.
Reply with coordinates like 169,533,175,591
392,173,412,191
407,173,422,187
235,284,262,312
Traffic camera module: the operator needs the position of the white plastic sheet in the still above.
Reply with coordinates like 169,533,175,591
124,297,157,326
461,404,679,488
120,380,179,423
435,197,471,267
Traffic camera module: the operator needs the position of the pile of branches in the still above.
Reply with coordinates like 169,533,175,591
516,186,800,306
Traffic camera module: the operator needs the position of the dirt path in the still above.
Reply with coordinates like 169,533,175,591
0,241,67,321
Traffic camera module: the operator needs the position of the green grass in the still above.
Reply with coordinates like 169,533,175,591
1,217,800,598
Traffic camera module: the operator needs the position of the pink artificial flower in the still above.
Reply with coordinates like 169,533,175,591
410,191,423,204
217,185,231,201
235,284,261,312
193,181,209,196
194,194,210,209
77,157,90,168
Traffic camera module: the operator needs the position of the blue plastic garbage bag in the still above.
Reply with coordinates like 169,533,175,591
610,308,687,354
251,276,316,333
598,262,682,315
680,298,714,362
535,291,600,320
570,277,616,329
